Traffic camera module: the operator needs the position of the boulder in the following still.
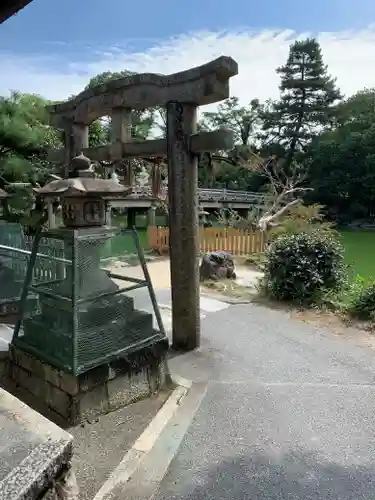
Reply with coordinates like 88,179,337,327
199,251,236,281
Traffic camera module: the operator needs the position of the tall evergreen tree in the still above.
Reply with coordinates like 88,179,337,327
262,38,342,166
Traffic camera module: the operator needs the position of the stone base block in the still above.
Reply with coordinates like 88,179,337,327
7,339,170,425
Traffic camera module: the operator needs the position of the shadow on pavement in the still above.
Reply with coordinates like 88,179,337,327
158,448,375,499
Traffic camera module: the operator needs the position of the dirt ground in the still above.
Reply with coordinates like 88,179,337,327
110,258,172,289
109,258,262,291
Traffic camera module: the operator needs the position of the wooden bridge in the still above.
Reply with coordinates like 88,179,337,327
113,187,269,210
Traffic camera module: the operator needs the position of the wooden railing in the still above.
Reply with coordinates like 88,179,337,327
128,186,270,205
198,188,270,204
148,226,267,255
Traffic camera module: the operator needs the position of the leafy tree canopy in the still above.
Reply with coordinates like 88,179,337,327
307,89,375,221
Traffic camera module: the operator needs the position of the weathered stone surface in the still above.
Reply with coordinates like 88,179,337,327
0,388,74,500
47,386,71,421
48,57,238,125
77,385,109,422
199,251,236,281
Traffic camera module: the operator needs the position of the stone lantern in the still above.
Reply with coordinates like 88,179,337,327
198,207,210,227
10,154,168,424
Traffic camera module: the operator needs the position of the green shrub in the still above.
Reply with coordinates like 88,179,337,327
263,230,346,303
347,276,375,320
270,203,334,240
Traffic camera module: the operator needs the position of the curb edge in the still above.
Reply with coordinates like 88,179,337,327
92,380,192,500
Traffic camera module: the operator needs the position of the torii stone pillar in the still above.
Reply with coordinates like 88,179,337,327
110,108,134,187
62,121,89,178
167,102,200,350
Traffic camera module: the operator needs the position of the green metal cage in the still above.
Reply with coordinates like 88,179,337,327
12,227,167,375
0,222,35,319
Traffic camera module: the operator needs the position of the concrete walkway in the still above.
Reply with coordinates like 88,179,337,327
140,301,375,499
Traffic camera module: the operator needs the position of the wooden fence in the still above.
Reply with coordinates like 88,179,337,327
147,226,267,255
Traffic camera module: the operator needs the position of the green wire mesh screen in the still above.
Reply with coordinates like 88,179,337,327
0,223,28,314
13,227,166,375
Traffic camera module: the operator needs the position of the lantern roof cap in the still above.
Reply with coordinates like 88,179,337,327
34,177,132,198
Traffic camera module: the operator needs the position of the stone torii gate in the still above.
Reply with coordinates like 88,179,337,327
47,56,238,351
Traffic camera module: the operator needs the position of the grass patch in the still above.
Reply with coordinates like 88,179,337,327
201,279,254,300
340,230,375,282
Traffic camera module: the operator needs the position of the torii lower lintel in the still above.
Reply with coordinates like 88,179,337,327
47,130,234,163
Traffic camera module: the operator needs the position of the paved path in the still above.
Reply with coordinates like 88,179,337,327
127,287,232,341
151,301,375,499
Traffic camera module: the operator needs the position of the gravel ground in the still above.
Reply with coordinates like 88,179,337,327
70,392,170,500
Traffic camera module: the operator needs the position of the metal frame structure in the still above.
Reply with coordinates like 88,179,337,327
12,227,166,375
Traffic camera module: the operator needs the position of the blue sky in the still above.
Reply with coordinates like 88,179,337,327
1,0,375,103
2,0,374,58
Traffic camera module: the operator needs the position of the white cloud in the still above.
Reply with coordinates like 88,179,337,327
2,27,375,110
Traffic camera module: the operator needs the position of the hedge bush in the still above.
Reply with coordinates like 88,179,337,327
263,231,346,303
347,277,375,320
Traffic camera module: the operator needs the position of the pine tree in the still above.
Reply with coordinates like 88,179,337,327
262,38,342,165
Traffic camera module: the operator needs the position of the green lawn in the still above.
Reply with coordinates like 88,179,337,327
101,214,167,258
340,230,375,282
